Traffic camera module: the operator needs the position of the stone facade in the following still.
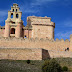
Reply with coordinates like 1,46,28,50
0,3,72,60
0,3,55,40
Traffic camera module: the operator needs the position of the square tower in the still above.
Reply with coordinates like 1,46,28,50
27,16,55,40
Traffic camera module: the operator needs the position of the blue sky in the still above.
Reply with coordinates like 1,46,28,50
0,0,72,40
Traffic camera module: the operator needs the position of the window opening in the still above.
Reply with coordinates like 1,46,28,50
11,28,15,34
24,35,27,38
16,9,17,12
16,14,18,18
67,48,69,51
11,13,13,18
13,9,14,12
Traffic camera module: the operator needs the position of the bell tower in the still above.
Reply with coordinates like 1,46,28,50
4,3,23,38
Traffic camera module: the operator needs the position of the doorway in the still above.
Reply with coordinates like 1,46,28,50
11,28,15,34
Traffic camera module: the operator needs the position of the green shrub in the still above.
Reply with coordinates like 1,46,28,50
42,59,63,72
62,66,68,71
26,60,30,64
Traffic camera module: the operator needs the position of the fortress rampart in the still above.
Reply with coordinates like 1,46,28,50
0,36,71,51
0,34,72,60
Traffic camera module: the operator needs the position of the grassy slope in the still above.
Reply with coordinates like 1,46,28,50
0,60,43,72
55,58,72,71
0,58,72,72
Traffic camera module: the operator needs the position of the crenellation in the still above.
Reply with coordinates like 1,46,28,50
40,38,45,41
60,39,64,42
56,38,60,42
29,38,35,42
35,37,39,41
65,39,69,42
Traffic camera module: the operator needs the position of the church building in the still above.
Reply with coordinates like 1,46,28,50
0,3,55,40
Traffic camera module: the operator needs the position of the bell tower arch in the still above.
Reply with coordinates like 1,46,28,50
4,3,23,38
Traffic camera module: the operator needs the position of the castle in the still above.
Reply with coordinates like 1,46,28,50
0,3,72,60
0,3,55,40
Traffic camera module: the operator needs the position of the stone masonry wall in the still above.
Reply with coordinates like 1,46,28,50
0,37,70,51
0,35,72,59
0,29,5,37
32,25,54,39
0,48,49,60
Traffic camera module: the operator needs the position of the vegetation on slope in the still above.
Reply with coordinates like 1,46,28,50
0,58,72,72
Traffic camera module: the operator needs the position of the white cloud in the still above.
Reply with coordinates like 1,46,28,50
55,31,72,39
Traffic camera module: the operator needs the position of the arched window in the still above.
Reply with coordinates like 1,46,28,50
11,13,13,18
16,9,17,12
16,14,18,18
13,9,14,12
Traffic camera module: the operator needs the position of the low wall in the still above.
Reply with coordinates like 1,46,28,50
0,48,49,60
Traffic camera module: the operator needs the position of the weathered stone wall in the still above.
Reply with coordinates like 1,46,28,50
0,48,49,60
32,25,54,39
23,30,32,38
0,34,72,59
0,29,5,37
27,16,55,40
0,37,70,51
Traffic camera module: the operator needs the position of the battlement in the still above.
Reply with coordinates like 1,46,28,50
0,35,71,51
0,36,70,42
1,34,72,41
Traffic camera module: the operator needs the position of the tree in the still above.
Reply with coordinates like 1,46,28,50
42,59,63,72
62,66,68,71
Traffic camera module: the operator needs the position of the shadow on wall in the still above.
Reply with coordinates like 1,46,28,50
42,49,50,60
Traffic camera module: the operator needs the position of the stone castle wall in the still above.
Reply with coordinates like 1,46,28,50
32,25,54,39
0,37,70,51
0,35,72,59
0,29,5,37
0,48,49,60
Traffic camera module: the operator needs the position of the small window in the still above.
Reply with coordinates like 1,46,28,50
16,14,18,18
16,9,17,12
11,13,13,18
24,35,27,38
13,9,14,12
67,48,69,51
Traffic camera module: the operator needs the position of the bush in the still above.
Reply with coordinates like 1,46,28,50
26,60,30,64
62,66,68,71
42,59,63,72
